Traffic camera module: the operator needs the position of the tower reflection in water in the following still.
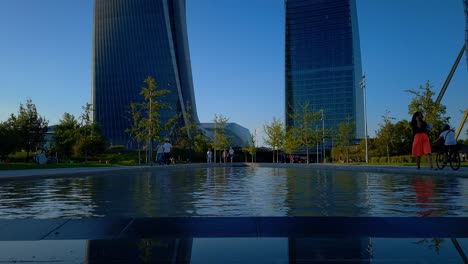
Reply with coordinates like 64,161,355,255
86,239,193,263
85,237,372,263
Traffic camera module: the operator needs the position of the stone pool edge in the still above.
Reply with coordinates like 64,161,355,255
0,162,466,181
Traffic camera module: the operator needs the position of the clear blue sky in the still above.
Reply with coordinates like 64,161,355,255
0,0,467,145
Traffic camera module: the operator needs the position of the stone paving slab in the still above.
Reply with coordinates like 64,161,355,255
0,217,467,241
0,219,69,240
118,217,259,239
43,218,133,240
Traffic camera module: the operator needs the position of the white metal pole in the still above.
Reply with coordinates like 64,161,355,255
316,125,319,163
149,93,153,166
321,109,325,162
361,74,369,163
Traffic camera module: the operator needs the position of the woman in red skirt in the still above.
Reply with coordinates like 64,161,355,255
410,111,435,170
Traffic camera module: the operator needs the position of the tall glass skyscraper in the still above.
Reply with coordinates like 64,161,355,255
465,0,468,69
92,0,198,147
285,0,364,139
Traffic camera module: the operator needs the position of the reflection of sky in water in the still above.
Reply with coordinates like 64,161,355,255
0,238,466,263
0,167,467,218
0,178,98,218
193,167,288,216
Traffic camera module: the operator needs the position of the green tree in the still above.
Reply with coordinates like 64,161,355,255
375,111,396,162
212,114,231,163
263,117,285,163
0,120,19,159
140,77,171,164
14,99,49,161
73,123,106,158
241,130,257,163
406,81,449,141
127,76,172,165
193,130,211,155
335,115,355,163
126,102,146,164
247,130,257,163
53,113,80,160
79,103,93,161
288,102,322,163
175,103,201,161
393,120,413,155
283,128,301,158
74,103,107,159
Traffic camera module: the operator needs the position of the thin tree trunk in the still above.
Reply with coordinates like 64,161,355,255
346,147,349,163
138,143,141,164
386,143,390,163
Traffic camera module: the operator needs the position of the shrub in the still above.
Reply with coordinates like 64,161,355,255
120,160,136,165
390,156,404,163
404,155,416,163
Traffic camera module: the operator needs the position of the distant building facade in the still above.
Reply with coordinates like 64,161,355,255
285,0,364,139
199,123,251,147
92,0,198,147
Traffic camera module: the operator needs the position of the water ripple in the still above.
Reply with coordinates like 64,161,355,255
0,167,466,218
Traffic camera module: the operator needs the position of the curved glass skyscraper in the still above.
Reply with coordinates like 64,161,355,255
285,0,364,139
92,0,198,147
465,0,468,68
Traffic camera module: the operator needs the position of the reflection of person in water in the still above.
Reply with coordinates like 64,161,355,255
413,177,438,216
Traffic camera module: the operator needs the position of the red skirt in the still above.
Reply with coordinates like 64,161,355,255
412,133,432,156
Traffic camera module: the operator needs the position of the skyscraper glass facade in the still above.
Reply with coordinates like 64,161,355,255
285,0,364,138
465,0,468,69
92,0,198,147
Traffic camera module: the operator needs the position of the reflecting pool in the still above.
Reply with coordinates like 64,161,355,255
0,167,467,218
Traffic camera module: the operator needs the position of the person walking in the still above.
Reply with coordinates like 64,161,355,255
156,143,164,165
163,139,172,165
229,147,234,163
410,111,435,170
207,148,212,163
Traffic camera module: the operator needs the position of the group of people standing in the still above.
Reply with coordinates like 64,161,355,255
155,139,172,165
206,147,234,163
411,111,457,170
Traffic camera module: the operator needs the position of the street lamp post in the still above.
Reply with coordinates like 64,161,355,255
360,74,368,163
321,109,325,162
148,93,153,166
316,125,319,164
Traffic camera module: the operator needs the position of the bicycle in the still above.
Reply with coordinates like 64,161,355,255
436,146,460,170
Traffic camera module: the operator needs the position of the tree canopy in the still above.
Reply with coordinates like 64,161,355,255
263,117,284,163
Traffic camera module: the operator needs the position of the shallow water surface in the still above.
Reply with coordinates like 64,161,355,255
0,167,467,218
